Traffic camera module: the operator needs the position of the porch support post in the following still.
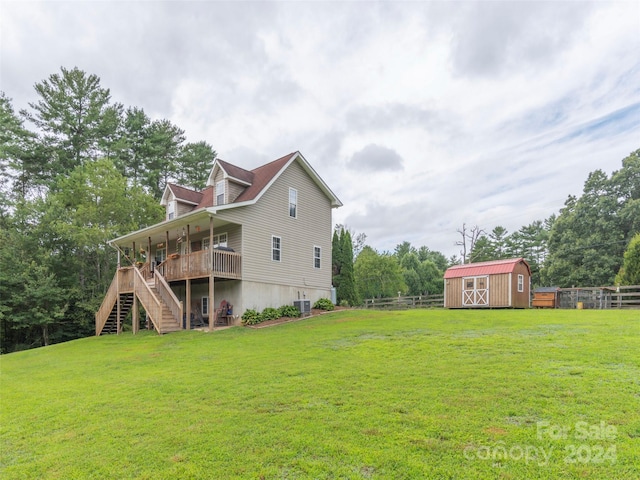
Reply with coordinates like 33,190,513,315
147,236,152,266
132,294,139,334
132,241,136,265
185,224,191,277
186,279,191,330
208,216,215,332
166,231,170,256
117,248,121,269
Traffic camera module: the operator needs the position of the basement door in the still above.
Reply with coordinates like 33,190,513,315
462,276,489,306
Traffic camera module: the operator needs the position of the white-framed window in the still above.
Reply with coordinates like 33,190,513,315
167,200,176,220
216,180,225,206
289,188,297,218
202,296,209,316
214,232,228,248
272,236,281,262
517,274,524,292
202,233,228,250
314,246,321,269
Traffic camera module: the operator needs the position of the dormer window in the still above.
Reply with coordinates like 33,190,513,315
216,180,225,205
167,200,176,220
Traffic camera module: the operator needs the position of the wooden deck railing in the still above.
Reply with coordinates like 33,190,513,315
212,249,241,278
95,272,119,335
139,262,152,281
155,270,183,326
160,249,241,281
132,267,163,332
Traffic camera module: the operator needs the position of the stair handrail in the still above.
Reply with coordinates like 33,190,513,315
132,267,163,333
95,270,120,335
138,262,152,280
154,270,183,328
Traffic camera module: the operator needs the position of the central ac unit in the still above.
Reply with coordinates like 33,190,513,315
293,300,311,315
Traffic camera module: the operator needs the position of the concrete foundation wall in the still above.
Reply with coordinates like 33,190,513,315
172,278,331,327
240,280,330,316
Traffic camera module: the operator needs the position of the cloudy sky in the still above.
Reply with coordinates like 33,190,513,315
2,1,639,257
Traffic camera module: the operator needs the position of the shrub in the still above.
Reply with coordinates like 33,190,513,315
260,307,281,321
339,299,350,308
279,305,301,318
241,309,262,325
313,298,334,311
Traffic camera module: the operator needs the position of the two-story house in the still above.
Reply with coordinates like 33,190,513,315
95,151,342,335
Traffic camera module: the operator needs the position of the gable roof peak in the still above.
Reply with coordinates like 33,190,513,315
205,150,341,208
215,158,255,185
161,183,203,206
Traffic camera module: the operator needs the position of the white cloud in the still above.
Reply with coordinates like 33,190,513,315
1,0,638,257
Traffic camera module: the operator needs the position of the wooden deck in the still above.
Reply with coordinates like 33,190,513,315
158,249,241,282
96,249,241,335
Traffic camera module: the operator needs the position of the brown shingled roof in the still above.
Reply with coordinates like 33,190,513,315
167,183,203,205
217,159,255,185
233,152,297,203
170,151,338,213
195,186,214,209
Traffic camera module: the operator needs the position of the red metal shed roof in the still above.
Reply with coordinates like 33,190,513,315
444,258,531,279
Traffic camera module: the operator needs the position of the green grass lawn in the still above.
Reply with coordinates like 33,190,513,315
1,309,639,479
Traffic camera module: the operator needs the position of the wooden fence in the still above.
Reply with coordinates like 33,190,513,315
558,286,640,309
364,286,640,310
611,285,640,309
364,294,444,309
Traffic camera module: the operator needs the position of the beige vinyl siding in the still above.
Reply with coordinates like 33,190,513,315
177,201,193,217
215,159,333,291
228,181,245,203
185,224,242,253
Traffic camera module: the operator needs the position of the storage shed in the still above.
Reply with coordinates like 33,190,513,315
443,258,531,308
533,287,560,308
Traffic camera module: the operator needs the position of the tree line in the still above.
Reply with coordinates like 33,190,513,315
333,148,639,304
0,67,217,352
1,67,638,352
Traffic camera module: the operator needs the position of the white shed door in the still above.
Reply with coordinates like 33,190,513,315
463,276,489,306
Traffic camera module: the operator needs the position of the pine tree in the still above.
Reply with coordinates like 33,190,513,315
339,229,359,305
332,228,342,291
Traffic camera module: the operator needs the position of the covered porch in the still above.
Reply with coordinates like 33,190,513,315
103,209,243,333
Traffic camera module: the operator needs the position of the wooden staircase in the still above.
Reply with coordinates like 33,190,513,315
95,267,183,336
147,283,182,333
100,293,134,334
